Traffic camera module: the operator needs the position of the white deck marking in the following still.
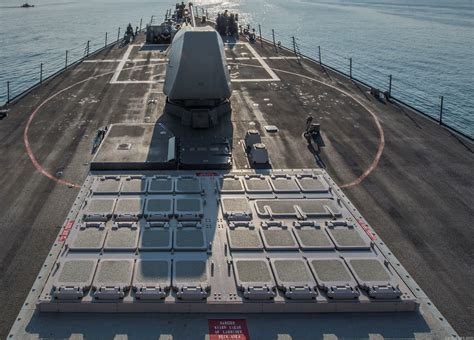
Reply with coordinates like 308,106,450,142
112,80,164,84
107,42,285,84
84,59,120,63
86,56,297,63
110,44,134,84
245,43,280,81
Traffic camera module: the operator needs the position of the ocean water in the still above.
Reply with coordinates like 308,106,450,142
0,0,473,137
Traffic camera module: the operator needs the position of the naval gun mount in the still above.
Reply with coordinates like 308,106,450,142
163,26,232,128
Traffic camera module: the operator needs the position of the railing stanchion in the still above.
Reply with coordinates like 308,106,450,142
292,36,297,57
7,81,10,104
272,29,277,52
40,63,43,84
318,46,321,64
105,32,108,47
258,24,262,46
86,40,90,57
388,74,392,97
292,36,300,64
139,18,143,32
349,57,352,79
117,27,121,42
65,50,68,69
439,95,444,125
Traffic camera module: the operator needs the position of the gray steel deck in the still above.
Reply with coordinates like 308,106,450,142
0,26,472,338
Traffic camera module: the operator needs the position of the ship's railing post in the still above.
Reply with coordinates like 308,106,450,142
292,36,300,64
40,63,43,84
139,18,143,32
318,46,321,64
105,32,108,47
258,24,263,46
272,29,277,52
292,36,297,56
7,81,10,104
388,74,392,97
349,57,352,79
117,27,121,42
150,15,154,25
86,40,90,57
439,95,444,125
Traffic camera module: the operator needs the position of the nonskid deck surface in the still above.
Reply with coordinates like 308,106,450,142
1,27,473,338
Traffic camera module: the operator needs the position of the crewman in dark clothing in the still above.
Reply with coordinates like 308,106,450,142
126,23,135,39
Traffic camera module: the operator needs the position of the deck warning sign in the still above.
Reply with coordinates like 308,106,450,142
208,319,250,340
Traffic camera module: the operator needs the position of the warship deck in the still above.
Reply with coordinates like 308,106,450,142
0,30,473,338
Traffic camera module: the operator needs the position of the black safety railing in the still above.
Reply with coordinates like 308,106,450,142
251,24,473,141
1,18,146,108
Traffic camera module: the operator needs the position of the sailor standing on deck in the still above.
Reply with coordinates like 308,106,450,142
126,23,135,39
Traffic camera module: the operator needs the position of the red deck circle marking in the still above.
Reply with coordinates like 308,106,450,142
229,62,385,189
24,63,165,188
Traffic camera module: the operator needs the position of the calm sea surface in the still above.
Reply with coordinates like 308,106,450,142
0,0,473,137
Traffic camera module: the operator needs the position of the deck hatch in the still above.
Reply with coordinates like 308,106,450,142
173,260,210,300
255,199,341,218
69,222,107,251
175,198,203,220
219,176,245,193
309,259,359,300
121,176,147,194
53,260,96,300
233,259,276,300
270,259,317,300
83,198,116,222
175,176,202,193
93,260,133,300
148,176,173,193
221,197,252,221
326,222,371,250
174,224,207,250
244,176,272,193
295,175,329,193
227,227,263,250
260,224,298,250
346,259,402,299
145,198,174,221
139,222,172,250
103,222,139,251
293,222,334,250
270,175,300,193
133,260,171,299
114,197,144,221
92,176,122,195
